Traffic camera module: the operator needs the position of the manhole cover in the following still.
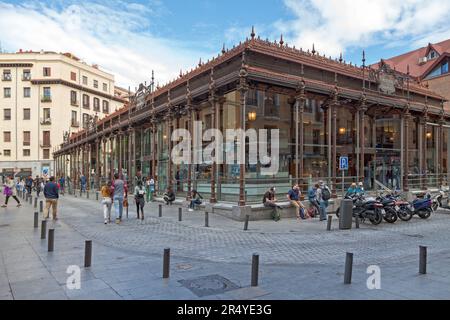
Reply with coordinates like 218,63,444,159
179,274,240,297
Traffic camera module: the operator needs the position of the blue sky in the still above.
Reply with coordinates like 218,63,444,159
1,0,450,87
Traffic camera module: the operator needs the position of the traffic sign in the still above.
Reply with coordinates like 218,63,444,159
339,156,349,171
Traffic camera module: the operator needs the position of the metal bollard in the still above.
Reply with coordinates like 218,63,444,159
48,229,55,252
96,192,99,201
244,215,250,231
29,195,32,204
40,220,47,239
178,208,182,221
34,211,39,228
251,253,259,287
39,200,43,213
84,240,92,268
419,246,427,275
163,248,170,278
34,212,39,228
344,252,353,284
355,215,360,229
80,189,82,197
34,197,37,209
327,215,332,231
205,211,209,227
87,191,90,199
159,204,162,217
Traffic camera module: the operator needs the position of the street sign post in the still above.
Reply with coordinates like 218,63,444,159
340,156,349,196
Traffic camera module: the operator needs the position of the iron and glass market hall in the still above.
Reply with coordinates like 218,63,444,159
54,31,450,208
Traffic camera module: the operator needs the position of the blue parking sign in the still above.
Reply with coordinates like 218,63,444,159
339,156,349,171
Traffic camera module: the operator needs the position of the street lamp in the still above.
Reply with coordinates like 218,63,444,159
248,111,256,121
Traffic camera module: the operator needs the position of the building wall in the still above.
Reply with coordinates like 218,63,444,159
0,52,125,177
427,74,450,111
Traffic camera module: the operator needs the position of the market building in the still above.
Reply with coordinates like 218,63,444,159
54,30,450,208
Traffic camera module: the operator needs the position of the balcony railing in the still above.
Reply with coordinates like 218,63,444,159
41,96,52,103
40,118,52,125
71,100,79,106
22,74,31,81
23,141,30,146
71,120,80,127
2,74,12,81
40,141,51,148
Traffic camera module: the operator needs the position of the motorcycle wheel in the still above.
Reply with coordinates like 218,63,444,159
369,209,383,225
397,207,413,222
383,207,398,223
418,208,432,219
432,202,439,212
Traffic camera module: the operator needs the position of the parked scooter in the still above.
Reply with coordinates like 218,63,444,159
433,188,450,211
404,193,433,219
376,194,398,223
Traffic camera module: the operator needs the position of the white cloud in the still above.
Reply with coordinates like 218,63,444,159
278,0,450,57
0,0,209,88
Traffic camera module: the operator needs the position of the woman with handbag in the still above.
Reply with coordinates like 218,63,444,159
134,181,146,220
2,176,22,208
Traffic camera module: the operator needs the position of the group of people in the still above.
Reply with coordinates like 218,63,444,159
1,174,60,221
263,181,332,222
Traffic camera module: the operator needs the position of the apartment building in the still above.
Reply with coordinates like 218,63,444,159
0,50,126,178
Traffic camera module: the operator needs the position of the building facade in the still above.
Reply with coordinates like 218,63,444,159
55,32,450,206
374,39,450,111
0,50,126,178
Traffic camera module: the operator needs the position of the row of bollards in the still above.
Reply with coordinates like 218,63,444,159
156,204,211,228
33,205,93,268
161,247,260,286
343,246,429,285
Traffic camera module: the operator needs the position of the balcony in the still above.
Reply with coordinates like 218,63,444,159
22,74,31,81
71,120,80,128
1,74,12,81
40,141,51,148
71,100,79,106
23,141,30,146
41,96,52,103
40,118,52,125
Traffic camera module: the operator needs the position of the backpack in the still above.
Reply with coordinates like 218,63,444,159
322,186,331,201
308,188,316,200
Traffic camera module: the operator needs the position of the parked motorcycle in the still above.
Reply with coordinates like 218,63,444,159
433,189,450,211
376,194,398,223
404,194,433,219
336,194,383,225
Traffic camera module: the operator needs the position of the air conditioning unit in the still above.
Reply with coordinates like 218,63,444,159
418,57,428,65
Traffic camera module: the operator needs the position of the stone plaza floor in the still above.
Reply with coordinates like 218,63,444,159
1,191,450,300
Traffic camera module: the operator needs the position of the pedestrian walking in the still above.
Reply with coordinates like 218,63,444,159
43,176,59,220
59,176,65,195
112,173,126,224
149,177,155,202
101,181,113,224
1,176,22,208
134,181,146,220
80,174,87,192
25,175,33,196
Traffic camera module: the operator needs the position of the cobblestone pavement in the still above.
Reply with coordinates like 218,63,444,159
2,192,450,300
60,193,450,266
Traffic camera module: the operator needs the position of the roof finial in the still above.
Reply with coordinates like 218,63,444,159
179,69,183,78
362,50,366,67
312,43,316,55
280,34,284,46
407,64,410,76
339,52,343,63
198,58,202,67
251,26,255,39
222,43,226,54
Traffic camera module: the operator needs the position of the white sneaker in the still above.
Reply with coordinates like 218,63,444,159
188,208,193,212
104,219,108,224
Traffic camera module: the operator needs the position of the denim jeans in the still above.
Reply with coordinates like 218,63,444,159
190,199,201,209
114,196,124,219
320,200,328,220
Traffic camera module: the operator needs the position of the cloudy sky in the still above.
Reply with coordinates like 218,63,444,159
1,0,450,89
